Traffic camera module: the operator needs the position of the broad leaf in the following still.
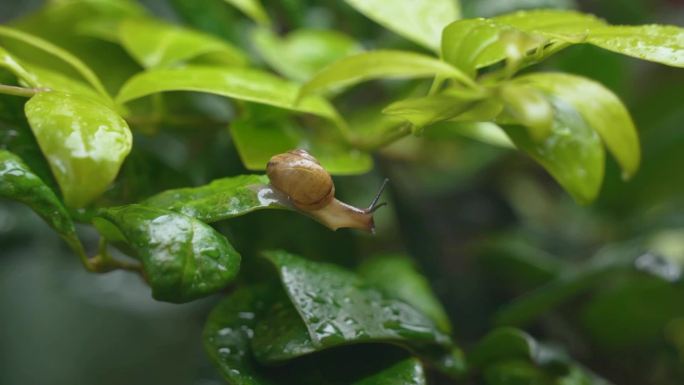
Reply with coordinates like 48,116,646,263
358,255,452,333
118,18,248,68
510,72,639,178
383,92,483,129
503,96,605,204
442,10,684,77
425,122,514,148
116,65,341,122
94,204,240,303
24,91,132,208
204,286,428,385
496,83,553,142
0,25,110,99
230,104,372,174
299,50,470,97
344,0,460,51
222,0,271,26
144,174,288,222
0,47,109,105
0,150,84,255
581,25,684,68
260,250,465,376
252,28,361,82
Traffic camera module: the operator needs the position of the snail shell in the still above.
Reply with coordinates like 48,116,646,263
266,149,334,211
265,149,387,233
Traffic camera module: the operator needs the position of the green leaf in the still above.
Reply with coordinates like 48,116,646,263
0,150,84,256
442,10,684,77
503,96,605,204
382,92,483,129
344,0,460,51
230,104,372,174
497,83,553,142
426,122,514,148
510,72,639,178
252,28,361,82
116,65,342,122
94,204,240,303
24,91,131,208
260,250,465,376
0,47,109,105
358,254,452,333
0,25,110,99
299,50,470,97
222,0,271,26
144,174,288,222
580,25,684,68
118,18,248,68
204,286,429,385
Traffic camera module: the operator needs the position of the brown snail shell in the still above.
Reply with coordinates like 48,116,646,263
266,149,387,233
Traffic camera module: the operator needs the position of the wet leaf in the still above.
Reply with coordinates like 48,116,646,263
230,104,372,174
252,28,361,82
94,204,240,302
299,50,469,97
24,91,132,208
503,96,605,204
358,254,452,333
144,174,289,222
204,286,428,385
118,18,248,68
581,25,684,68
0,150,84,255
260,250,465,376
116,65,341,122
510,72,639,178
442,10,684,76
344,0,460,51
497,83,553,142
222,0,271,26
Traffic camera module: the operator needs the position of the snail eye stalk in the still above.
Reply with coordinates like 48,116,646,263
365,178,389,213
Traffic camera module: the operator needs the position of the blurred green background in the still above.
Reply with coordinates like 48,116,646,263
1,1,683,384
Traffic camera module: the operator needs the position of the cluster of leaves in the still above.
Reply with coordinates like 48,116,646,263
1,0,683,384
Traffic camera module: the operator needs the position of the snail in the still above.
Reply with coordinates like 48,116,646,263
265,149,388,233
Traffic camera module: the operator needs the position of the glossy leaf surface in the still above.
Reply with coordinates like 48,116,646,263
119,18,248,68
116,66,341,122
442,10,684,76
24,91,132,207
264,250,451,351
383,92,482,129
144,174,288,222
0,150,83,253
300,50,468,97
345,0,460,51
503,96,605,204
252,28,361,82
511,72,639,178
358,255,452,333
259,250,464,376
204,286,428,385
95,204,240,302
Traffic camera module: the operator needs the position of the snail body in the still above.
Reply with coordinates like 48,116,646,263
266,149,386,233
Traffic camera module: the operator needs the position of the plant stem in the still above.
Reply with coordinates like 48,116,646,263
0,83,44,97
